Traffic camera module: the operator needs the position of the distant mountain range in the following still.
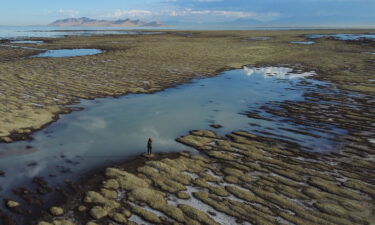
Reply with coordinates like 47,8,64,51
50,16,375,28
49,17,165,27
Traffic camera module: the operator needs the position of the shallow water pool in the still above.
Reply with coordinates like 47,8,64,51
290,41,315,45
0,67,347,208
32,49,103,58
307,33,375,41
246,37,271,41
10,40,44,44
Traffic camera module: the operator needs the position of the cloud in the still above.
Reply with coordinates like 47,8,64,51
72,116,108,131
102,9,153,18
166,9,257,18
139,126,180,148
192,0,224,2
57,9,80,17
243,66,315,79
100,8,260,20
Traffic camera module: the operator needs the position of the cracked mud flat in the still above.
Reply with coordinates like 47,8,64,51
33,129,375,225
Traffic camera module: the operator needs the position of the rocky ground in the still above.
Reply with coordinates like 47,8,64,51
29,128,374,225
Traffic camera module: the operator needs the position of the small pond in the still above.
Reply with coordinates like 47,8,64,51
32,49,103,58
0,67,347,211
246,37,271,41
290,41,315,45
10,40,44,44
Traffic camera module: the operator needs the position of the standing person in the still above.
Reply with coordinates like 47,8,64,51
147,138,152,155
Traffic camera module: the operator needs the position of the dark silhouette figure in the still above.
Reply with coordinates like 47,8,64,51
147,138,152,155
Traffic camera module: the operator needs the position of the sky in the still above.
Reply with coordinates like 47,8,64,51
0,0,374,26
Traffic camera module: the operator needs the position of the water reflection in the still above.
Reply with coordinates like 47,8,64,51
243,66,315,79
0,67,346,206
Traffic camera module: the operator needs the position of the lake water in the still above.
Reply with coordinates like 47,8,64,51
32,49,103,58
0,26,166,39
0,26,354,40
0,67,347,209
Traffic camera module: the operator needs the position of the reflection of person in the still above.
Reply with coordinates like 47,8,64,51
147,138,152,155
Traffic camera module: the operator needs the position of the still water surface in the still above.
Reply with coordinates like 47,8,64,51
33,49,103,58
0,67,346,204
290,41,315,45
307,33,375,41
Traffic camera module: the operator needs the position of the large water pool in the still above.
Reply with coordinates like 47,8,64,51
0,67,347,208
